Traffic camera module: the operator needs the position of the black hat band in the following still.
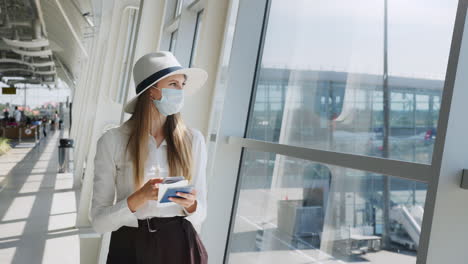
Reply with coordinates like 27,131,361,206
135,66,183,94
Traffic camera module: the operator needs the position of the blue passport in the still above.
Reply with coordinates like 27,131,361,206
159,185,194,203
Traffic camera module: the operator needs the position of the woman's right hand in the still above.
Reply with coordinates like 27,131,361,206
127,178,164,213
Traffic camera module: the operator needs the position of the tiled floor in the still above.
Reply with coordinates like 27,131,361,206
0,122,80,264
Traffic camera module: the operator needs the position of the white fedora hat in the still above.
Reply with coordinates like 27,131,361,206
123,51,208,113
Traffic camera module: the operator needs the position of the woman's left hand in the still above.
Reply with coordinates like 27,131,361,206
170,189,197,213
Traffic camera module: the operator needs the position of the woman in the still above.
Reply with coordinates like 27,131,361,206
91,51,209,263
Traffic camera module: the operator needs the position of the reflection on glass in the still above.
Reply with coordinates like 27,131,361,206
226,151,427,263
246,0,457,164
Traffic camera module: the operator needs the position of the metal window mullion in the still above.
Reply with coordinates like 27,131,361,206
202,0,270,263
119,2,143,124
117,9,137,104
417,1,468,263
222,1,273,263
241,0,273,140
165,18,180,33
189,9,203,67
188,0,205,12
227,136,431,182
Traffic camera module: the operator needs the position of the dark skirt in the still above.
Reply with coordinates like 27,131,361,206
107,216,208,264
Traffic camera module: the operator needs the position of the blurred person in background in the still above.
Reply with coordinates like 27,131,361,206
13,106,21,124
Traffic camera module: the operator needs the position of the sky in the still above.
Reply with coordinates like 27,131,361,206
261,0,458,80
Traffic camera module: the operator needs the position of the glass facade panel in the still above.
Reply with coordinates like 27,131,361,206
175,0,184,18
246,0,457,163
169,30,178,53
226,150,427,263
117,9,138,104
189,10,204,67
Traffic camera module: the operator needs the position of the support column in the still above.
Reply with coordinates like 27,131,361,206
419,2,468,263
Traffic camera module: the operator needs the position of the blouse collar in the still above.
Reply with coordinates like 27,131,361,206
120,119,167,147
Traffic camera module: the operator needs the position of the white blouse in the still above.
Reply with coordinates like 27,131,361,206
90,120,207,233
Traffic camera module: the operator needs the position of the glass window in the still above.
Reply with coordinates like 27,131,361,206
189,10,204,67
169,30,178,53
226,150,427,263
246,0,457,164
117,9,138,104
175,0,184,18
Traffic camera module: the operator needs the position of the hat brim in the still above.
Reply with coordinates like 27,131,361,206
123,68,208,114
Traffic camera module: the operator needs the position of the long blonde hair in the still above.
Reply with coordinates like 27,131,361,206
126,88,193,190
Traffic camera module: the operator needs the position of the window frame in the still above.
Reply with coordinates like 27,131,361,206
116,8,139,104
175,0,184,19
202,0,468,263
169,30,178,52
161,0,205,66
189,9,204,67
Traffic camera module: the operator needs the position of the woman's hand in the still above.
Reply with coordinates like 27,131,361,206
127,178,164,212
139,177,164,200
169,189,197,213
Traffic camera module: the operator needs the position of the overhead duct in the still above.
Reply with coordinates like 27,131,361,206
33,18,41,39
0,0,57,87
11,48,53,57
2,37,49,48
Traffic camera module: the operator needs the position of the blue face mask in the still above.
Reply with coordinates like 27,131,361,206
153,88,184,116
